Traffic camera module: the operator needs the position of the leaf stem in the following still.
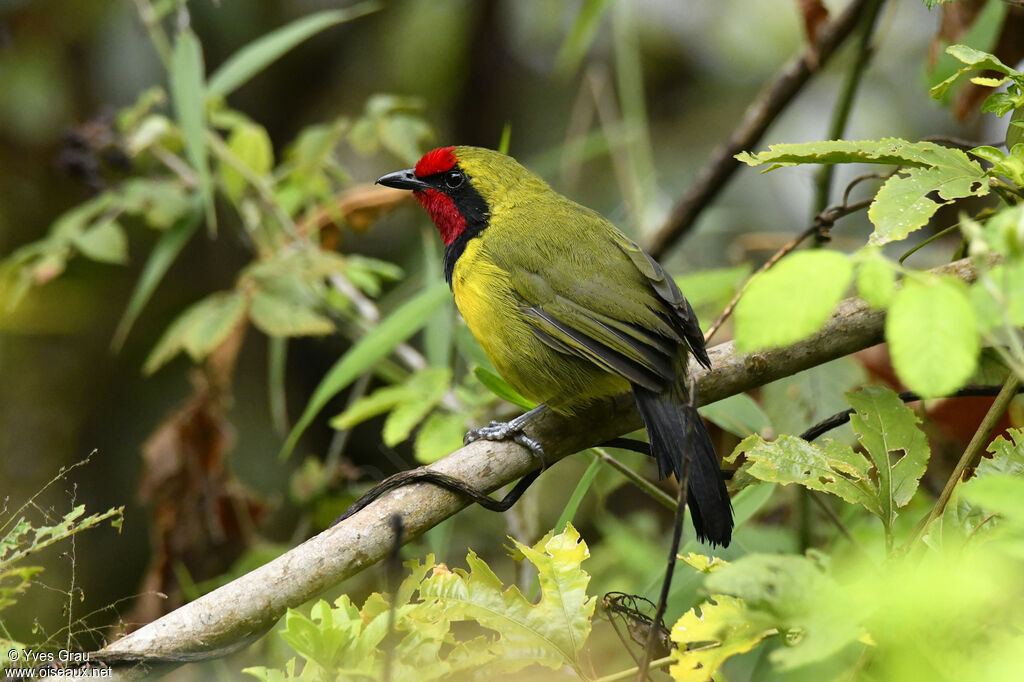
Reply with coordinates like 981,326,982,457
594,655,673,682
905,372,1021,550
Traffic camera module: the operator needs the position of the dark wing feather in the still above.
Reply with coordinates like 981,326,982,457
614,238,710,369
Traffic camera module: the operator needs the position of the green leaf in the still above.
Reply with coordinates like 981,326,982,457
556,454,602,531
419,524,595,673
169,29,214,231
737,139,989,245
760,358,867,443
976,427,1024,478
945,44,1017,76
703,555,862,671
330,386,407,431
670,594,774,682
867,161,989,245
144,290,248,374
280,282,451,459
207,4,381,98
700,393,771,438
734,250,852,351
473,366,535,410
249,289,334,337
118,178,193,229
856,251,895,308
219,122,274,202
737,137,981,170
414,411,466,464
382,368,451,446
959,475,1024,524
731,483,776,528
847,385,930,526
71,218,127,264
1008,107,1024,150
885,277,980,397
728,434,880,515
112,204,202,350
730,387,930,532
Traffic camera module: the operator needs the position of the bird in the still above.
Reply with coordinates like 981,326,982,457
377,146,733,546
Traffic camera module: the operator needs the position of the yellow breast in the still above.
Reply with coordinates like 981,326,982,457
451,237,629,412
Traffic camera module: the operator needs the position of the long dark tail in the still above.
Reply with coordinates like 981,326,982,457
633,384,734,547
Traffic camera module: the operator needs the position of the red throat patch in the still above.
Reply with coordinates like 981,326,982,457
415,189,466,246
415,146,457,177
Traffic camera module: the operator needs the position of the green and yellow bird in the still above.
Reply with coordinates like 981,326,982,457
378,146,733,546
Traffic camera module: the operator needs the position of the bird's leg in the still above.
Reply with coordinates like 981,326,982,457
464,410,548,468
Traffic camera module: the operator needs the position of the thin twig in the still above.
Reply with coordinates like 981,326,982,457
905,373,1022,550
646,0,874,258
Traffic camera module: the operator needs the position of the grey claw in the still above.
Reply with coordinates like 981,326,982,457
463,419,547,469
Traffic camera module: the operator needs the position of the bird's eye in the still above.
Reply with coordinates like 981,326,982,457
445,170,464,189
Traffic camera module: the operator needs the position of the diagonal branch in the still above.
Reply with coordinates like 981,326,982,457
646,0,875,258
97,256,984,679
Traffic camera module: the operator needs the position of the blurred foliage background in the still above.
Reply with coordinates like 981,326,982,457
0,0,1021,679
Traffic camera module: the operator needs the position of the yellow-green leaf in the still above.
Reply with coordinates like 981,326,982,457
885,277,979,397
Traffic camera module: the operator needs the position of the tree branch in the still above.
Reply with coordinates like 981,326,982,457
97,256,984,678
646,0,874,258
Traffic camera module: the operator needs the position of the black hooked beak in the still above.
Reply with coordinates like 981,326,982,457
376,168,430,191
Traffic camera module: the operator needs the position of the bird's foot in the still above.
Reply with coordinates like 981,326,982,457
464,416,547,469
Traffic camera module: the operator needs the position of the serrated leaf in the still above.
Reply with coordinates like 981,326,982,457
856,251,895,308
868,162,988,245
72,217,127,264
734,250,852,351
976,428,1024,478
419,524,594,673
414,411,466,464
731,387,930,532
728,434,880,515
473,366,535,410
207,4,381,97
737,137,981,170
249,289,334,337
220,122,274,202
737,138,989,245
281,282,450,459
679,552,729,574
847,386,929,527
144,290,247,374
885,277,979,397
670,594,773,682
